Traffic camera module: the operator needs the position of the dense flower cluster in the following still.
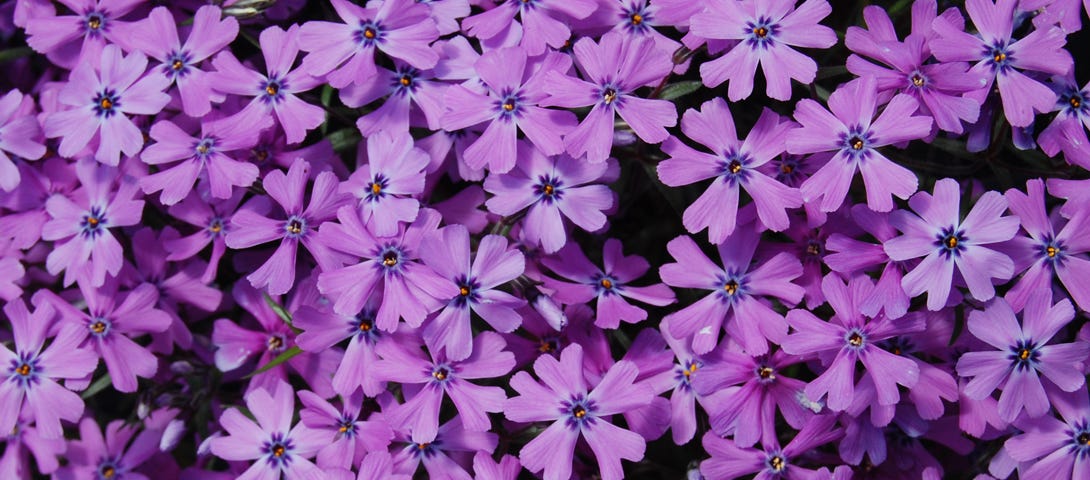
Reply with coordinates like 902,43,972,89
1,0,1090,478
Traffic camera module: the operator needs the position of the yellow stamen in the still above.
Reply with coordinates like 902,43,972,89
723,280,738,295
363,27,376,39
503,100,516,111
543,184,554,195
1047,246,1058,258
88,17,102,30
945,236,958,249
91,321,107,334
99,98,113,110
100,466,115,478
383,253,398,267
753,26,768,38
272,445,285,457
400,75,412,86
630,13,643,25
758,366,774,379
573,406,586,418
16,364,30,376
172,60,184,70
600,279,612,289
993,52,1006,63
459,286,471,296
1019,348,1031,361
602,89,617,104
1072,97,1082,109
267,336,283,351
87,216,100,227
433,369,447,381
912,74,924,87
371,183,382,195
338,425,348,433
287,220,303,235
851,138,864,150
359,320,373,331
729,160,742,174
848,332,863,347
266,84,278,96
769,456,785,472
780,164,794,174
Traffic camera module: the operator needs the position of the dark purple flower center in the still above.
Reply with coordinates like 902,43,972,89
8,353,41,389
207,217,227,237
755,363,777,384
452,275,481,307
1068,422,1090,459
936,226,967,259
534,175,564,203
765,452,787,474
284,216,307,239
81,206,109,238
89,318,111,338
1061,87,1088,118
356,21,384,45
1040,236,1066,265
839,126,874,160
163,50,193,79
561,395,598,429
263,433,295,467
377,245,407,275
908,70,928,89
719,151,753,185
84,11,107,36
497,90,524,119
594,274,619,295
773,155,805,186
96,459,121,479
983,42,1014,74
717,274,747,304
194,137,216,159
538,336,560,353
267,333,287,352
744,17,778,48
93,89,121,118
620,4,653,34
675,359,701,389
366,174,389,202
409,439,441,459
336,417,358,437
1008,339,1040,370
598,84,624,108
430,364,453,383
845,329,866,350
392,67,420,96
880,337,914,356
261,77,287,104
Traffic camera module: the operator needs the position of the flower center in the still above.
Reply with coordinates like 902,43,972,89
1072,97,1082,109
432,366,450,381
572,405,586,418
272,444,285,457
848,332,864,348
1009,340,1040,370
728,160,742,174
16,363,30,376
208,219,224,234
267,335,284,351
723,280,738,295
400,75,412,87
757,366,774,380
602,88,617,105
683,361,699,378
538,338,559,353
383,251,398,267
286,219,304,235
172,60,184,70
944,235,958,249
630,13,643,25
753,26,768,37
100,465,115,478
911,74,925,87
503,99,516,111
265,83,279,96
358,318,373,331
371,183,381,195
87,14,103,31
768,455,785,472
600,278,613,289
459,285,471,296
849,137,864,150
993,52,1006,63
363,27,376,39
90,321,108,335
1080,433,1090,445
1047,246,1058,258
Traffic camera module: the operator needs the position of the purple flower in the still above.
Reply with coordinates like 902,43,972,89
377,331,514,442
1004,179,1090,313
690,0,837,100
210,380,326,479
123,5,239,117
845,4,984,134
37,281,171,393
824,205,912,319
1038,75,1090,169
660,99,802,240
43,44,171,166
225,158,346,295
316,207,458,329
343,61,447,136
1004,390,1090,479
0,90,47,192
483,148,614,253
164,191,244,283
296,389,393,470
660,230,805,355
389,416,497,479
787,76,931,213
418,224,525,360
140,118,269,205
211,25,325,144
692,348,812,447
930,0,1074,127
441,47,577,173
292,296,389,398
298,0,439,88
884,178,1020,310
461,0,598,55
700,415,842,480
782,274,925,411
542,238,675,329
342,131,429,237
956,294,1090,422
541,32,677,163
24,0,142,68
41,160,144,287
505,343,652,480
0,300,96,439
53,417,163,480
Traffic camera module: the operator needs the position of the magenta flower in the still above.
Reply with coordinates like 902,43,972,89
344,62,447,136
690,0,837,100
1004,390,1090,479
787,76,931,213
930,0,1074,127
43,44,171,166
53,417,164,480
377,331,514,442
124,5,239,117
541,32,677,163
441,47,577,173
1039,76,1090,169
210,380,326,479
0,300,96,440
483,148,614,253
700,415,841,480
418,224,526,361
0,90,47,191
42,160,144,287
24,0,142,68
884,178,1020,310
782,274,924,411
342,131,429,237
957,294,1090,422
660,230,805,355
542,239,675,329
296,390,393,470
225,158,346,295
37,281,171,393
211,25,325,144
298,0,439,88
140,118,270,206
292,297,389,398
461,0,598,55
659,99,802,240
505,343,652,480
316,207,458,329
1004,179,1090,313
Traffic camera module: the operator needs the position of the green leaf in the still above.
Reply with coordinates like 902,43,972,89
81,374,112,399
657,81,702,101
263,292,293,326
328,128,362,152
0,47,33,63
246,346,302,378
